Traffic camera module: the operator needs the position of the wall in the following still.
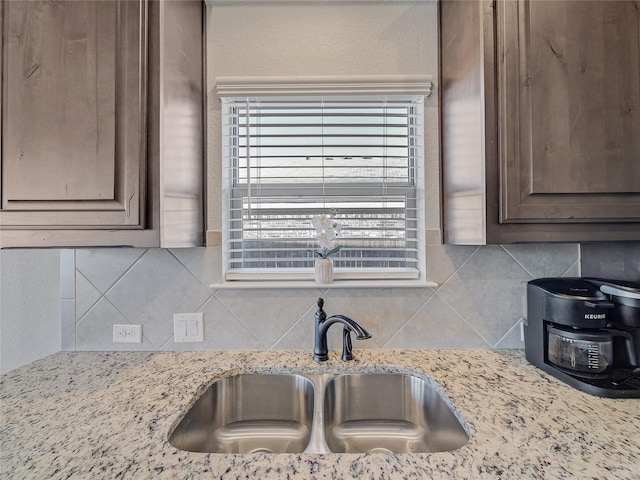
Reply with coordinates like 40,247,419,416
3,242,638,368
60,241,639,352
2,1,638,371
63,243,580,352
206,0,441,234
0,249,61,374
38,1,584,354
9,241,640,359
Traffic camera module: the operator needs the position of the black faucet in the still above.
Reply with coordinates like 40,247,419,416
313,297,372,362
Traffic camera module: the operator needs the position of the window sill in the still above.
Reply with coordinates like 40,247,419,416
209,279,438,289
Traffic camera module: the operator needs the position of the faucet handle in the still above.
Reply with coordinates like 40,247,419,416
315,297,326,322
342,328,354,361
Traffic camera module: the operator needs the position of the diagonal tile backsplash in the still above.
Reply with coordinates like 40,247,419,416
67,243,581,351
75,271,102,321
322,288,436,347
164,296,264,351
215,288,325,347
436,246,533,346
105,249,212,348
76,248,146,293
385,294,488,348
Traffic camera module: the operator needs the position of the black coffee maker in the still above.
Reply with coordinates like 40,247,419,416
524,277,640,398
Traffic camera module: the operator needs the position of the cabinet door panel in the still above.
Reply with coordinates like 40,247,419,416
499,0,640,222
1,0,146,228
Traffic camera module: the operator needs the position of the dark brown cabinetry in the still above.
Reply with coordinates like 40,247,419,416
441,0,640,244
0,0,204,248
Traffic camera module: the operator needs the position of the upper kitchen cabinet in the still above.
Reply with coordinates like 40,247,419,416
441,0,640,244
0,0,204,248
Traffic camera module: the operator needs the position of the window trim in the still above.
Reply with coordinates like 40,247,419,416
215,75,433,98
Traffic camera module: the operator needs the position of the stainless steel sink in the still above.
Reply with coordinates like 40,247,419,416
169,372,469,454
168,374,315,453
323,373,470,453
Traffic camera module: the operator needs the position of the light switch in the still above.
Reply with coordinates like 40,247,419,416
173,313,204,342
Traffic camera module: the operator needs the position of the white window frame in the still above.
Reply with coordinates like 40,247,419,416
216,76,433,285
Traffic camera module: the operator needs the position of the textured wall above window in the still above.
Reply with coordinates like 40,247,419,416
206,0,440,236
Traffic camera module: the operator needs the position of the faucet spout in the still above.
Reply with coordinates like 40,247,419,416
325,315,372,340
313,298,372,362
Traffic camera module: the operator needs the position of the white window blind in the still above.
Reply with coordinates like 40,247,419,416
221,94,425,281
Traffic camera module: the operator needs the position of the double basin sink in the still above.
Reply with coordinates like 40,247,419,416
168,372,469,454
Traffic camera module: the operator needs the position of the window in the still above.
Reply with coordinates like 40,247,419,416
217,77,431,283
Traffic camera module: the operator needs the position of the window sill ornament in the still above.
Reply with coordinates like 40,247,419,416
311,214,341,284
315,258,334,284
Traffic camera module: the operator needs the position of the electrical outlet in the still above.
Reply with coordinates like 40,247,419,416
173,313,204,343
113,324,142,343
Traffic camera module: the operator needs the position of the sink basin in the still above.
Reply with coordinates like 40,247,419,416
168,374,315,453
323,373,469,453
169,372,469,454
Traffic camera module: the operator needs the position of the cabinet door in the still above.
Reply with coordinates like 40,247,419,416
0,0,146,228
498,0,640,223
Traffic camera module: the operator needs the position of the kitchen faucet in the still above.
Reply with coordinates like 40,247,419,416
313,297,372,362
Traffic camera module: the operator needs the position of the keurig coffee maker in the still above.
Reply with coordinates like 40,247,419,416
524,277,640,398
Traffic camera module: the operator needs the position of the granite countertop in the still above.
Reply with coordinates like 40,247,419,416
1,349,638,479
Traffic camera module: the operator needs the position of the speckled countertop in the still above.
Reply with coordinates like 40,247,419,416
1,350,639,480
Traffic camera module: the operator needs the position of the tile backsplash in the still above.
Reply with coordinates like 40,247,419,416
63,244,581,352
580,242,640,281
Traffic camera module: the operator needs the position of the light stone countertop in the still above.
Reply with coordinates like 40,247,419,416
1,349,639,480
